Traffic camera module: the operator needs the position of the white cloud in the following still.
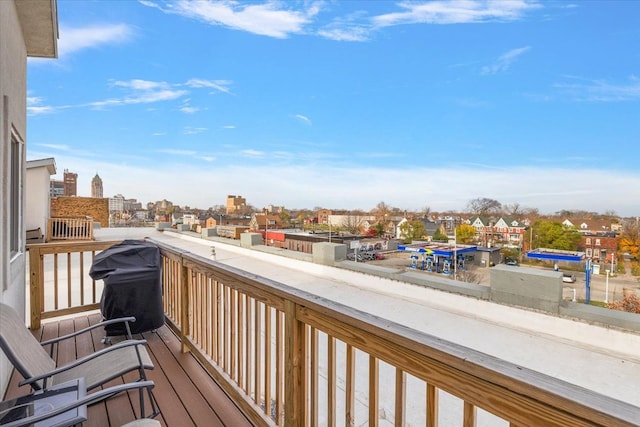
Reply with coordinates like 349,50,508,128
372,0,540,27
180,105,200,114
147,0,318,38
481,46,531,75
157,149,197,156
554,76,640,102
183,127,208,135
241,149,265,157
294,114,312,125
185,79,233,94
34,143,72,151
58,24,134,57
43,151,640,216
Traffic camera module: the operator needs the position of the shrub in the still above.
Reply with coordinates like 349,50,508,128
607,294,640,314
631,261,640,276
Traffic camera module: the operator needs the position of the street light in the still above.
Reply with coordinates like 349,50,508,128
263,209,268,246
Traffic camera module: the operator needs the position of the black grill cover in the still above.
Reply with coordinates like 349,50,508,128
89,240,163,335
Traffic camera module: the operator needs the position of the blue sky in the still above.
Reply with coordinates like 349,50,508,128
27,0,640,216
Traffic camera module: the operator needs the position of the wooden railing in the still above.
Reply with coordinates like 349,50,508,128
28,239,640,426
28,241,119,328
47,217,94,242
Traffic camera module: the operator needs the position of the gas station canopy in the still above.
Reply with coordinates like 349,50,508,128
398,243,478,257
526,248,585,262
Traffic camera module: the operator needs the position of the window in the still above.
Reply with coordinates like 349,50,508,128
595,239,601,246
10,130,24,257
586,248,592,257
586,237,591,245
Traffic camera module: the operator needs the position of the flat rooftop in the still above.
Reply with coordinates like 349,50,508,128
95,228,640,411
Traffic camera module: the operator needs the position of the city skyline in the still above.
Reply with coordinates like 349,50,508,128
26,1,640,216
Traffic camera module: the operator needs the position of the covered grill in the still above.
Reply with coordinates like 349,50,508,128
89,240,164,336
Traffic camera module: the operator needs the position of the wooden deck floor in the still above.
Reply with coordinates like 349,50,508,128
3,312,254,427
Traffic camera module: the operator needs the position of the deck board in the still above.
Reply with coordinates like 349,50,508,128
3,313,253,426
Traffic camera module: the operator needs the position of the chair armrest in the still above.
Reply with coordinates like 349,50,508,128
19,340,148,388
1,381,155,427
40,317,137,347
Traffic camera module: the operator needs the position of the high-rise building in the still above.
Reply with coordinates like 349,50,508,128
91,173,103,198
63,169,77,196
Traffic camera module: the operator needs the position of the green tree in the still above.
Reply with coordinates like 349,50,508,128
279,210,291,228
455,224,477,244
432,228,448,242
399,220,426,243
532,220,582,251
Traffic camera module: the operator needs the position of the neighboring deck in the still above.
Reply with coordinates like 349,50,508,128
3,312,253,427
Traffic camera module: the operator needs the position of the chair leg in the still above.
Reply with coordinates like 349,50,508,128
137,369,160,418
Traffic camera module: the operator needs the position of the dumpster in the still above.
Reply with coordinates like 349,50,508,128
89,240,164,336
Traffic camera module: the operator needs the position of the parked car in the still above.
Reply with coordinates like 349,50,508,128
562,272,576,283
375,253,386,260
361,252,376,261
347,253,364,262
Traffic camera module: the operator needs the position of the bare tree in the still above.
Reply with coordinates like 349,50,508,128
343,215,364,234
466,197,502,217
451,270,482,284
372,201,391,221
421,206,432,219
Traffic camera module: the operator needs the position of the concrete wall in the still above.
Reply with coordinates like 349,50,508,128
241,232,263,248
560,302,640,331
26,161,55,233
202,227,217,237
312,242,347,266
490,265,563,313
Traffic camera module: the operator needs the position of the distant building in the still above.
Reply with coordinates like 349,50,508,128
317,209,331,225
49,179,65,198
109,194,124,213
226,195,246,214
91,173,103,198
63,169,77,196
123,198,142,212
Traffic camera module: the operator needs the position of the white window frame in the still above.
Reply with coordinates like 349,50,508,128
10,129,24,258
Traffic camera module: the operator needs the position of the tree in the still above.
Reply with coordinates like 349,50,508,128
618,219,640,260
421,206,432,219
398,220,426,244
373,222,386,237
532,220,582,251
279,210,291,228
455,224,477,244
343,215,364,234
466,197,501,217
372,201,392,220
432,228,448,242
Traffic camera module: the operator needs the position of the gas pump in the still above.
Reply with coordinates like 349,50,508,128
425,257,434,272
410,254,419,269
442,259,451,275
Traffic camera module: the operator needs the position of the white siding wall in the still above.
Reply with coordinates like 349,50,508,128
0,0,29,393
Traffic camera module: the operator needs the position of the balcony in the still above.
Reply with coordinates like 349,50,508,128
9,237,639,426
